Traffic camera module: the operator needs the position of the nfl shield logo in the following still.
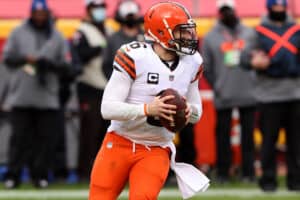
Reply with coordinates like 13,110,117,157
169,75,174,81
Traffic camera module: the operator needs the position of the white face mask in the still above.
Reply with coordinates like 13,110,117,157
91,7,106,22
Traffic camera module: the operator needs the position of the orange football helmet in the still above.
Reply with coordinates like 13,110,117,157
144,2,198,55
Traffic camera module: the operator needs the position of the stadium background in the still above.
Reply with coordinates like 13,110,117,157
0,0,300,199
1,0,299,174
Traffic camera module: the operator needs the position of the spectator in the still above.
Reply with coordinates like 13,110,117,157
242,0,300,192
102,0,144,80
202,0,257,183
71,0,110,180
2,0,71,188
0,63,10,181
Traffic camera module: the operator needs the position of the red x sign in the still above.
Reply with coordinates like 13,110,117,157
256,25,300,57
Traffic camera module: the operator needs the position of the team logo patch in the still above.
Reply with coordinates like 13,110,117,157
106,142,113,149
147,73,159,84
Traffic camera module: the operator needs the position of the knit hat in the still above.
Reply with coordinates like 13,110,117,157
31,0,49,11
266,0,287,9
85,0,106,7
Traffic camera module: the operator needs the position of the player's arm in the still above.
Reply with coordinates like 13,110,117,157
185,63,203,124
101,47,176,122
3,29,27,69
185,79,202,124
101,46,144,121
101,70,176,121
101,69,145,121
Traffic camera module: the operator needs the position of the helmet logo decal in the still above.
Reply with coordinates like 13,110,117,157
188,19,195,24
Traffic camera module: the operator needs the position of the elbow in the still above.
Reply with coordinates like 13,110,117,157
101,100,113,120
101,111,109,120
58,63,72,76
3,58,9,66
4,57,25,70
4,58,15,69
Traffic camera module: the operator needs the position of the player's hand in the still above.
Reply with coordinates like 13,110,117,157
250,50,270,70
26,55,37,65
147,95,177,122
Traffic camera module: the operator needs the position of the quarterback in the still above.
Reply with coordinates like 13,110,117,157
89,2,209,200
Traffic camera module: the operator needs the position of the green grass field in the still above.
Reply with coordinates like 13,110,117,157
0,178,299,200
0,189,299,200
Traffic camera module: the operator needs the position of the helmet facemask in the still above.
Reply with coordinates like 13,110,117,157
169,23,199,55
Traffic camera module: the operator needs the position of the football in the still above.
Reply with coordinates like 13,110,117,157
159,88,187,132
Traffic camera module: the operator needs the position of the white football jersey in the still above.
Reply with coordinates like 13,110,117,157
107,41,203,146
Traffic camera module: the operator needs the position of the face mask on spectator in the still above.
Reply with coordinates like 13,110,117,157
122,15,141,28
268,10,287,22
116,1,141,28
91,7,106,23
219,7,239,29
30,10,50,30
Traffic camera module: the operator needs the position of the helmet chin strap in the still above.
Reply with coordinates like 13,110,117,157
175,51,186,56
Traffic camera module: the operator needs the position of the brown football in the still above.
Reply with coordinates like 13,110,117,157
159,88,187,132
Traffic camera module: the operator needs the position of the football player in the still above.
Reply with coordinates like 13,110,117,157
89,2,209,200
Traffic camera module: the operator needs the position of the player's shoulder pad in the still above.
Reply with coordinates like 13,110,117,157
119,41,148,61
191,51,203,66
183,51,203,69
114,41,148,80
189,52,204,83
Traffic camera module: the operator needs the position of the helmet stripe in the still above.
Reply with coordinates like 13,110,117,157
163,18,174,40
170,1,192,19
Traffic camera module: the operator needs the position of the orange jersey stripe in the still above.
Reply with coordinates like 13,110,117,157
115,56,136,79
191,65,204,83
115,54,135,75
115,50,136,78
117,50,135,72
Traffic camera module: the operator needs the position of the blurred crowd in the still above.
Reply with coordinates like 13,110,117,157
0,0,299,193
